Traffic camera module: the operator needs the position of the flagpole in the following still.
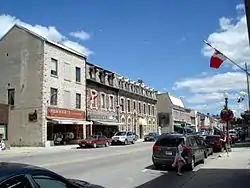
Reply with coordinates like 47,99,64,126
204,40,250,75
245,63,250,110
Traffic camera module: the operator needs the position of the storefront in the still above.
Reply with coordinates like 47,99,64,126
138,117,147,138
46,107,91,145
87,111,124,138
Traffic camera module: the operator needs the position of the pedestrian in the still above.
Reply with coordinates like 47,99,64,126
172,138,186,176
220,134,229,157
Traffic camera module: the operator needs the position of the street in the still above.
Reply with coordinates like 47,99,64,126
0,142,250,188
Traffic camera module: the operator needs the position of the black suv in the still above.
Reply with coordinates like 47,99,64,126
152,133,206,170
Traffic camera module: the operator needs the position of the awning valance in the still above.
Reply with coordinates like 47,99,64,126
47,118,92,125
92,121,124,126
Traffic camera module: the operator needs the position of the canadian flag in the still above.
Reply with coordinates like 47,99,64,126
89,93,98,104
210,50,227,69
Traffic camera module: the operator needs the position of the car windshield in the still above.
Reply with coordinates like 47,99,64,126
156,136,184,147
115,132,126,136
147,133,155,136
86,135,98,140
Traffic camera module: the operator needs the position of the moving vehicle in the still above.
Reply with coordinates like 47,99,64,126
144,132,159,142
0,162,103,187
152,133,206,170
205,135,224,152
78,135,111,148
111,131,134,145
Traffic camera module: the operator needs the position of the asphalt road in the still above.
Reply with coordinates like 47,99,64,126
0,142,249,188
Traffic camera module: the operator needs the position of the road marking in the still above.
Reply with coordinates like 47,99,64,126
38,147,149,167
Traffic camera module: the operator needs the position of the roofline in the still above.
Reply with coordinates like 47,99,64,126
1,24,87,59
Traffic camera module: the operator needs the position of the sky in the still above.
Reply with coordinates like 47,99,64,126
0,0,249,116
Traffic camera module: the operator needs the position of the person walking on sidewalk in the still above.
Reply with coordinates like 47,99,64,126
220,134,229,157
172,138,186,176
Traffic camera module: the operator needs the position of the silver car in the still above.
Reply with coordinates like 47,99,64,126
111,131,135,145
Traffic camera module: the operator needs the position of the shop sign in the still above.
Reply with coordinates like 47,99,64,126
87,112,117,122
47,107,85,120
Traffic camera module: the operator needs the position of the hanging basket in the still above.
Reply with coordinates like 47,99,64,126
220,109,234,121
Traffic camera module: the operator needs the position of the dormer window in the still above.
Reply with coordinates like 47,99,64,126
89,67,95,80
108,73,114,86
99,71,105,83
125,83,128,90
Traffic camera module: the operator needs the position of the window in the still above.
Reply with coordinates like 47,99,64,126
90,90,97,108
0,175,32,188
76,93,81,109
133,101,136,110
32,175,68,188
148,104,151,115
89,67,95,80
50,88,58,105
152,105,155,116
64,62,71,81
108,74,114,86
63,90,71,108
120,98,125,112
75,67,81,82
7,88,15,106
143,103,146,114
127,99,131,113
138,103,141,114
99,71,105,83
109,95,114,110
100,93,105,109
51,58,58,76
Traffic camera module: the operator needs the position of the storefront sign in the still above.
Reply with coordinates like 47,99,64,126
87,111,117,122
47,107,85,120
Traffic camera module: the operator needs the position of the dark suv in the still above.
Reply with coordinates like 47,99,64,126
152,133,206,170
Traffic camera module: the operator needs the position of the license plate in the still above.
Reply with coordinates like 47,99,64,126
81,144,85,146
165,151,172,156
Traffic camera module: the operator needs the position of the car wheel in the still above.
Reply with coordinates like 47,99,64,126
105,142,109,147
93,143,97,148
188,157,195,170
131,140,135,144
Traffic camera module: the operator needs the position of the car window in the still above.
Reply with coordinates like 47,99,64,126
32,175,69,188
115,132,126,136
189,137,198,147
0,175,32,188
127,132,132,136
156,137,184,147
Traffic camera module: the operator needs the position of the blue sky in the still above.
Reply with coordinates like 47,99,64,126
0,0,248,115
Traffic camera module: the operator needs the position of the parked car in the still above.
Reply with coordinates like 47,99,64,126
144,132,159,142
152,133,206,170
229,129,238,144
111,131,134,145
132,132,139,141
78,135,111,148
198,136,213,157
0,162,104,188
205,135,224,152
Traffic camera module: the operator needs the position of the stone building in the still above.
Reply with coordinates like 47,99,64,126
116,77,158,138
157,92,191,133
0,24,88,146
85,63,158,138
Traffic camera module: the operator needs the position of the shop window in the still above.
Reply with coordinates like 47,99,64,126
76,93,81,109
50,88,58,105
7,88,15,106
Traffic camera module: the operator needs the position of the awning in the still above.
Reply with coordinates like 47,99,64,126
138,118,147,126
47,118,92,125
92,121,124,126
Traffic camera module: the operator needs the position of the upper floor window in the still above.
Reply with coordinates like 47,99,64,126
109,95,114,110
133,101,136,110
148,104,151,115
76,93,81,109
7,88,15,106
143,103,146,114
127,99,131,113
64,62,71,81
75,67,81,82
125,83,128,90
89,67,96,80
107,74,114,86
120,98,125,112
63,90,71,108
138,103,141,114
90,90,97,108
51,58,58,76
50,88,58,105
100,93,106,109
152,105,155,116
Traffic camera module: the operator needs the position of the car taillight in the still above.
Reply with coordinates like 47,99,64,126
153,145,160,151
182,146,190,153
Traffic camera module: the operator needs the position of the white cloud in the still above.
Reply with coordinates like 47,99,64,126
202,5,249,69
236,4,245,11
0,14,93,56
70,31,90,40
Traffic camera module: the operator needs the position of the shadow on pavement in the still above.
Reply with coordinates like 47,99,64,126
135,168,250,188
